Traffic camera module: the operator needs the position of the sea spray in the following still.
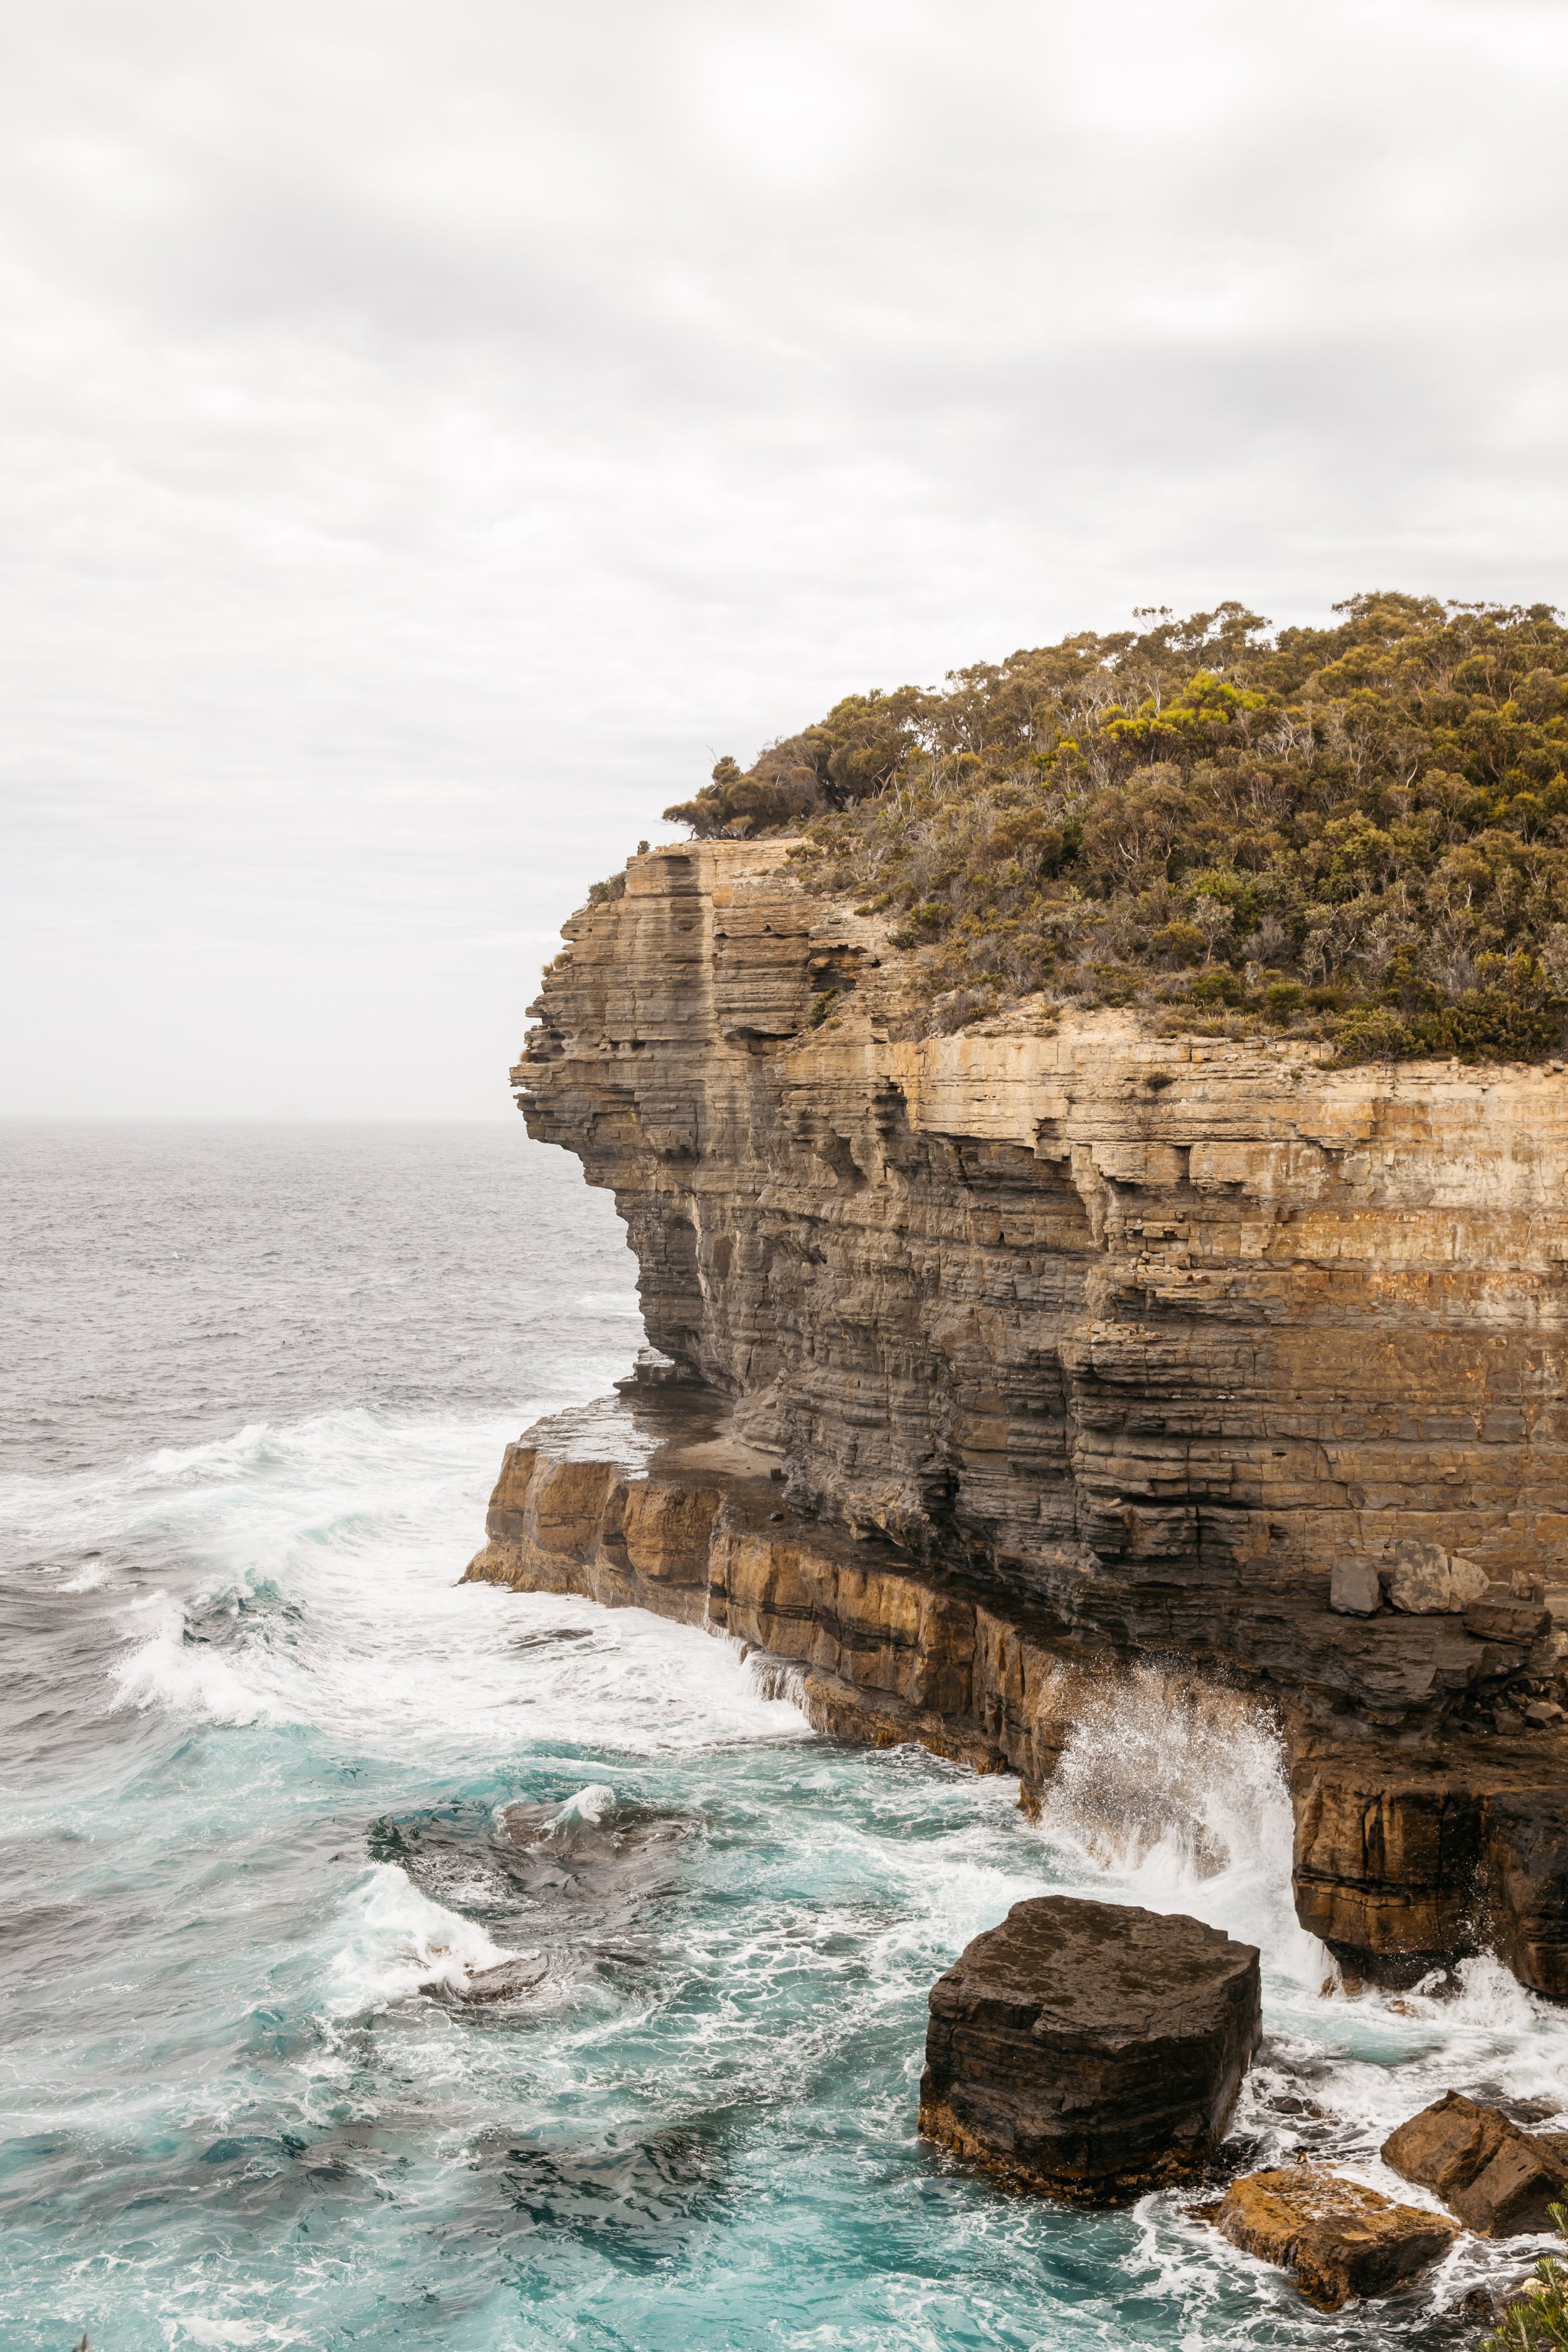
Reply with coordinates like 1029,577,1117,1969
548,1782,617,1829
111,1586,292,1727
1034,1662,1328,1986
743,1647,811,1712
1037,1665,1282,1878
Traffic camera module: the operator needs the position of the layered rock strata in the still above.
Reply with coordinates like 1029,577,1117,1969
480,839,1568,1991
916,1896,1261,2201
465,1387,1261,1772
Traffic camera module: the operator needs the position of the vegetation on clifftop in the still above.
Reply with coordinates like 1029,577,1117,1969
662,595,1568,1059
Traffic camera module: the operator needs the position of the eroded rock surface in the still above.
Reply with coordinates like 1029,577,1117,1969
1215,2166,1459,2309
464,1388,1249,1774
478,838,1568,1990
917,1896,1261,2201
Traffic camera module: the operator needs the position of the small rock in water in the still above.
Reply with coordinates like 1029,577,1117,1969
1506,2095,1566,2126
1263,2091,1328,2119
1382,2090,1568,2235
918,1895,1261,2203
1215,2166,1458,2308
453,1956,548,2004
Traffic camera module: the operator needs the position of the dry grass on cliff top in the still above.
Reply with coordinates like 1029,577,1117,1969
658,594,1568,1062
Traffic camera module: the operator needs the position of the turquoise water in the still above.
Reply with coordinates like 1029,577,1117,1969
4,1123,1566,2350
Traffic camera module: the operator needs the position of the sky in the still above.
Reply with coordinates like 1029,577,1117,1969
3,0,1567,1118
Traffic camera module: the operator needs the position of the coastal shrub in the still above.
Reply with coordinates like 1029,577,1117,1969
1480,2202,1568,2349
662,596,1568,1058
662,692,925,839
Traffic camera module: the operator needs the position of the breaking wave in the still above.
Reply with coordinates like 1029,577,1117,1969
326,1862,519,2011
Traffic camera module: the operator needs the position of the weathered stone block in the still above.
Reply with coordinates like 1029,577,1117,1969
1386,1542,1490,1616
1290,1732,1568,1997
619,1482,719,1583
527,1457,620,1562
918,1895,1261,2202
1463,1595,1552,1645
484,1441,539,1539
1330,1557,1381,1616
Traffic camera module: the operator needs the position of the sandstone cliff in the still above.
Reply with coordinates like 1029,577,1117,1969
470,839,1568,1995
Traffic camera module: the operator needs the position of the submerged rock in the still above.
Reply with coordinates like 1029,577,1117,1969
1215,2166,1458,2308
918,1895,1261,2203
453,1955,548,2004
1381,2091,1568,2235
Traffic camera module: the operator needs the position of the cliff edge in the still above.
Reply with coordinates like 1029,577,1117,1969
472,839,1568,1995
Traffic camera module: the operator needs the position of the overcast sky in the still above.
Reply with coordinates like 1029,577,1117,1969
4,0,1566,1117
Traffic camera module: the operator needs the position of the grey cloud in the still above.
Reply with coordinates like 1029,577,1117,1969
1,0,1565,1114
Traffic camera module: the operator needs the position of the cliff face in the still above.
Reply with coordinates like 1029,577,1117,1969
477,839,1568,1994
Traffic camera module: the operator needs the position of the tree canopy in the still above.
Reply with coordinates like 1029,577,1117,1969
663,595,1568,1061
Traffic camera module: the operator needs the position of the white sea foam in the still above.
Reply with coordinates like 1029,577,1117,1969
552,1782,617,1827
179,2322,282,2348
111,1591,290,1727
58,1560,111,1592
326,1862,517,2013
741,1648,810,1710
72,1403,810,1759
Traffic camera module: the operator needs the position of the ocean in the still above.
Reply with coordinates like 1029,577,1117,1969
1,1118,1562,2351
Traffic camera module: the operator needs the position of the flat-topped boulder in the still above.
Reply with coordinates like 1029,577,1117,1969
1382,2092,1568,2235
1216,2167,1459,2309
918,1895,1261,2203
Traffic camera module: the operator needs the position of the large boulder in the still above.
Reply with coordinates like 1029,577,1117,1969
1385,1541,1489,1616
1382,2092,1568,2235
918,1895,1261,2203
1216,2167,1458,2309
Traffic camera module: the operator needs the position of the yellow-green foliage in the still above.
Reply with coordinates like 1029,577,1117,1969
665,595,1568,1059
